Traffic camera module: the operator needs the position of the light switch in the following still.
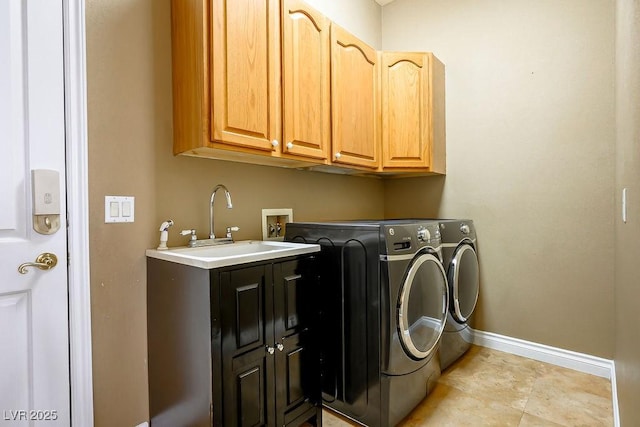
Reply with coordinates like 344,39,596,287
110,201,120,217
105,196,135,223
122,201,132,217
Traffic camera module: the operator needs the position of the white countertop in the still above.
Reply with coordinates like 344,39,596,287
146,240,320,269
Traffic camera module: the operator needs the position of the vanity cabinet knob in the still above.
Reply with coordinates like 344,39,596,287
276,343,284,352
266,346,275,355
271,140,279,148
335,152,342,159
286,142,293,149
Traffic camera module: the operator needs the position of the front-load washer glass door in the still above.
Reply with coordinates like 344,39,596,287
449,243,479,323
398,251,448,360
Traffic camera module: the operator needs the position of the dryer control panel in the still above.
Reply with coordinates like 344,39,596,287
438,219,476,242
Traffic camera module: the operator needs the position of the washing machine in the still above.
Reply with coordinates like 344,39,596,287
435,219,480,370
285,220,449,427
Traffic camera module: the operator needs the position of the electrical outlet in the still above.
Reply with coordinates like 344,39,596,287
261,208,293,241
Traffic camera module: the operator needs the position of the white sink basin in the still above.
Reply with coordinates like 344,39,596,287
146,240,320,269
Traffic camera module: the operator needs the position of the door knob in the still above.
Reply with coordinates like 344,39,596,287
18,253,58,274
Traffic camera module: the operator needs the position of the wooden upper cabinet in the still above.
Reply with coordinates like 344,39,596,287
281,0,331,161
171,0,282,158
171,0,446,175
330,25,380,169
211,0,281,152
171,0,208,155
380,52,446,174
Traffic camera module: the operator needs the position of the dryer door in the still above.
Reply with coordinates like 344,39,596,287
397,252,448,360
449,243,479,323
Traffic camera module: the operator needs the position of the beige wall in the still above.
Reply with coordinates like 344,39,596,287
304,0,382,48
382,0,616,358
614,0,640,424
86,0,383,425
86,1,158,425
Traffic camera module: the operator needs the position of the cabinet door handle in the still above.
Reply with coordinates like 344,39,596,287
266,345,275,355
276,343,284,352
286,142,293,150
335,152,342,159
271,140,279,148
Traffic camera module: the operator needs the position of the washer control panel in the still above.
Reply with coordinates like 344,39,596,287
417,226,431,242
383,222,441,254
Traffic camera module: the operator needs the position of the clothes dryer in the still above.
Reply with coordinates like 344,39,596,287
285,220,448,427
435,219,480,370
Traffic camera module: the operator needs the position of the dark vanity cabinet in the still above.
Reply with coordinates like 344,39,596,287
147,255,321,427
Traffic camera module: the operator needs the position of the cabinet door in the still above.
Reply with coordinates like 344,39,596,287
273,259,320,426
220,265,275,427
212,0,281,152
330,24,380,169
381,52,430,168
281,0,330,161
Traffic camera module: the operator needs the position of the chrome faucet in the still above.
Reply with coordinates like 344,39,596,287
178,185,239,248
210,184,233,239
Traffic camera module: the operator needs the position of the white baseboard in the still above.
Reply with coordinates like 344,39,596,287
471,329,614,379
611,361,620,427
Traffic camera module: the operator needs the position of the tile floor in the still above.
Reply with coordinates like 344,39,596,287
322,345,614,427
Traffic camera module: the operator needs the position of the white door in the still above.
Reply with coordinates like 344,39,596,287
0,0,70,425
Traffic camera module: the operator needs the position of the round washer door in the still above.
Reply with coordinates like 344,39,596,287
449,243,480,323
397,251,448,360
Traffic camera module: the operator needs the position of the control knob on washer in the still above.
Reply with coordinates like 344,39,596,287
460,223,470,234
417,227,430,241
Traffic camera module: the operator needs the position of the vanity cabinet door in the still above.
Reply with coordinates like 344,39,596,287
281,0,331,161
273,259,321,426
220,265,276,427
330,24,380,169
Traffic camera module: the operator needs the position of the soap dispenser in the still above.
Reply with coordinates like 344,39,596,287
157,219,174,250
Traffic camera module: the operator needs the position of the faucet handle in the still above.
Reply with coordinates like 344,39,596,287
180,229,197,239
226,226,239,239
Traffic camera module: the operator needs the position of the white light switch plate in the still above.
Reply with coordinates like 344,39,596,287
105,196,135,223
